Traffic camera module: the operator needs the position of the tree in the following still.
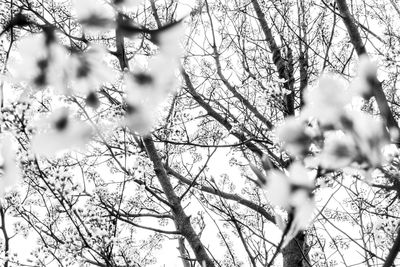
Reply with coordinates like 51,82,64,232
1,0,400,266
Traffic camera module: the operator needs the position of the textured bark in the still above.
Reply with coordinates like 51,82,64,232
282,232,310,267
143,136,215,267
115,14,129,71
335,0,366,55
251,0,294,116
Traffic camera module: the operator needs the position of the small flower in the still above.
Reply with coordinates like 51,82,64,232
303,74,351,126
0,135,21,197
276,117,312,157
31,109,92,157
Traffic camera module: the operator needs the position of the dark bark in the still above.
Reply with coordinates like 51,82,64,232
251,0,294,116
282,232,310,267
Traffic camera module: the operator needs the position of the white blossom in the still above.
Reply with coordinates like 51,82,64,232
351,55,378,98
358,54,378,80
282,190,315,248
290,190,315,229
153,21,185,59
303,74,351,126
264,163,315,245
264,162,314,208
9,33,68,92
350,111,389,167
124,55,179,134
31,109,92,157
264,170,291,207
73,0,115,31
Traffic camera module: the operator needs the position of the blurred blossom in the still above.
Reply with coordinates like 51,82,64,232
283,190,315,247
382,144,400,163
288,162,314,187
349,111,389,167
264,162,315,243
358,55,378,79
152,21,185,59
0,135,21,197
68,46,115,96
31,109,92,157
73,0,115,31
124,104,157,135
351,55,378,99
276,117,313,157
319,132,357,169
303,74,351,126
264,170,291,207
264,162,314,208
9,33,68,91
124,55,179,134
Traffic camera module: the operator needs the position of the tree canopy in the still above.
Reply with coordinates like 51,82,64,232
1,0,400,266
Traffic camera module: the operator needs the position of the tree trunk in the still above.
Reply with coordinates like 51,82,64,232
282,232,310,267
143,136,215,267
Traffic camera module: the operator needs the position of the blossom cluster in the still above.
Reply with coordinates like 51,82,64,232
256,55,396,244
0,0,185,197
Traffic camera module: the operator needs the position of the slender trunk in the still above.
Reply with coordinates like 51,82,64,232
282,232,310,267
251,0,309,265
251,0,294,116
143,136,215,267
